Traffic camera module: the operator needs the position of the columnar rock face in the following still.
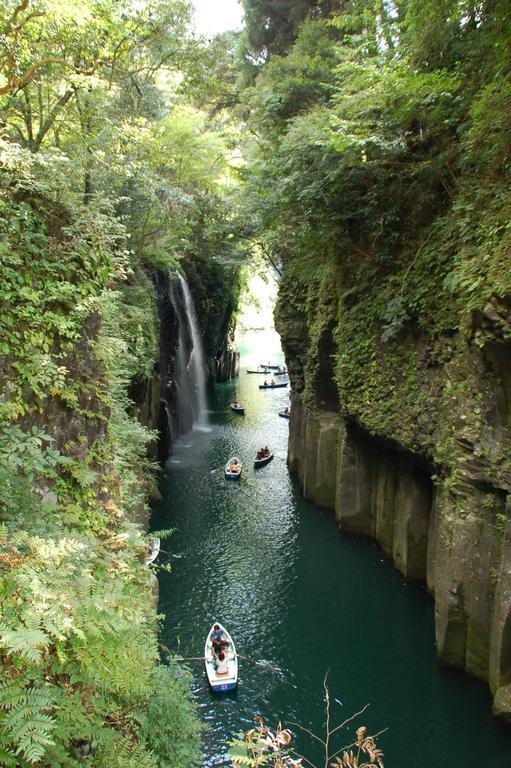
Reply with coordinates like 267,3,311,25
276,274,511,723
215,344,240,382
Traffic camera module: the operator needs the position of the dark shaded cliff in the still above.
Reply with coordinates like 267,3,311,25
276,257,511,722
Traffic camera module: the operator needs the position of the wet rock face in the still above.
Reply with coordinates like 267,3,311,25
215,342,240,382
148,270,239,459
276,281,511,722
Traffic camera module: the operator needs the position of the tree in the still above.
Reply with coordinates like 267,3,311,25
0,0,192,151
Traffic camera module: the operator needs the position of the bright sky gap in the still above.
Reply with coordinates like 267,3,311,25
193,0,244,36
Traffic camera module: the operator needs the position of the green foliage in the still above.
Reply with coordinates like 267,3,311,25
0,0,193,149
136,665,200,768
0,437,200,765
238,0,335,72
0,3,232,761
0,142,127,424
0,680,56,764
239,0,511,469
181,30,241,114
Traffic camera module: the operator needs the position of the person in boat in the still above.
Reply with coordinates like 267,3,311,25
264,446,270,456
263,380,268,386
230,460,240,473
270,379,275,386
284,407,289,415
210,624,223,643
210,624,228,657
215,650,229,676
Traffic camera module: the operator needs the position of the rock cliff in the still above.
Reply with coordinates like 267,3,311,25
134,265,239,460
276,265,511,722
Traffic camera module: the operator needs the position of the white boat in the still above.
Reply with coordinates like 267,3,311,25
204,623,238,692
225,456,242,480
146,537,160,564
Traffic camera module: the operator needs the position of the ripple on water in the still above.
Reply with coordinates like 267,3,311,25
151,372,511,768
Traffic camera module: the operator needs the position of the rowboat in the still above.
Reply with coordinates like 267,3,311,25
246,368,270,374
230,403,245,414
259,382,288,390
254,451,274,468
225,457,242,479
274,369,288,376
260,363,282,370
205,623,238,692
146,537,160,564
278,410,290,419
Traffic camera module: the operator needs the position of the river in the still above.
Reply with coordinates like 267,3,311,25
151,343,511,768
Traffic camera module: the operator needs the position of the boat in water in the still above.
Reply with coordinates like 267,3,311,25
225,457,242,479
254,451,274,468
230,403,245,414
146,538,160,564
205,623,238,692
246,368,270,374
278,410,290,419
259,382,288,390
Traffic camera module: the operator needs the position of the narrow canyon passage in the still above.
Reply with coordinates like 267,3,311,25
151,343,511,768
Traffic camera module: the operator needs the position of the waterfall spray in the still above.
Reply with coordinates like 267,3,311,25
177,274,208,426
155,270,210,459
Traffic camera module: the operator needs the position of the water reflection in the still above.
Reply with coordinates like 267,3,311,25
151,359,511,768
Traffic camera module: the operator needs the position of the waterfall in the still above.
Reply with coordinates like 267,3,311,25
155,270,209,459
177,274,208,425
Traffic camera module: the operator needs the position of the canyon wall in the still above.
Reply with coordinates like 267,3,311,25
276,269,511,722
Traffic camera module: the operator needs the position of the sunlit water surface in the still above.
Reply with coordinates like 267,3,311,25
151,352,511,767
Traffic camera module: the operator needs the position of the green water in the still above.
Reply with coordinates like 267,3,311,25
151,362,511,767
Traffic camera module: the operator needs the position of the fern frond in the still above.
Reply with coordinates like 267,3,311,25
99,735,158,768
0,683,56,765
0,747,18,767
0,680,27,711
0,624,49,664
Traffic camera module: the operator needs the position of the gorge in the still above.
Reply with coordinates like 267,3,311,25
1,0,510,766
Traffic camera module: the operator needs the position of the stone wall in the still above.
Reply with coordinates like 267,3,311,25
286,401,511,721
277,279,511,723
215,343,240,382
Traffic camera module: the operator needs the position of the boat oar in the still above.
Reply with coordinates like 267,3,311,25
234,653,278,670
174,656,208,662
173,653,279,672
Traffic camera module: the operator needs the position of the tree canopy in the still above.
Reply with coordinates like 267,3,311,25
1,0,510,763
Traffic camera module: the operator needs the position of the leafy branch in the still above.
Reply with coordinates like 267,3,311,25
230,677,385,768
